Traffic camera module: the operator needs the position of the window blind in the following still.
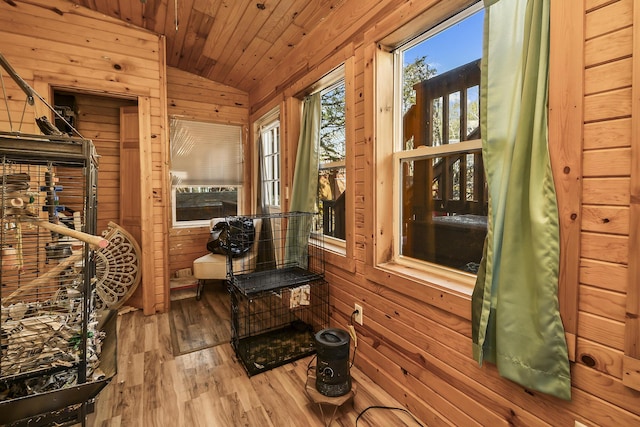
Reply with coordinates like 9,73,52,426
170,118,242,186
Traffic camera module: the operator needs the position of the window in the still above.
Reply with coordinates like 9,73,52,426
260,119,281,208
170,118,243,227
317,79,346,241
172,185,239,222
393,3,486,274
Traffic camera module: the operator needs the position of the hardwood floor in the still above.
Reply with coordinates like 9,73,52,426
169,286,231,356
87,284,420,426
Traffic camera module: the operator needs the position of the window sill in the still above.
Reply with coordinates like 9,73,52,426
315,237,355,273
365,261,473,320
172,221,210,229
323,237,346,255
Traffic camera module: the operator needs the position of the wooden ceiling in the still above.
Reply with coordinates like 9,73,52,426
70,0,345,93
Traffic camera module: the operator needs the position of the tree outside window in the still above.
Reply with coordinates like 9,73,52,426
317,81,346,241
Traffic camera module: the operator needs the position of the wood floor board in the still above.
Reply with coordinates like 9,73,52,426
169,285,232,356
86,287,422,426
244,406,275,427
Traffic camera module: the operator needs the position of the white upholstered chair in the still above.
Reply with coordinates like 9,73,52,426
193,217,262,300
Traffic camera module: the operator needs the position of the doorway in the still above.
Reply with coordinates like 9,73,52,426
53,91,144,308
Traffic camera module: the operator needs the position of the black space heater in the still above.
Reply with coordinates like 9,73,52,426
315,328,352,397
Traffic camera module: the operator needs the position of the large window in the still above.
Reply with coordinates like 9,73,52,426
394,3,486,274
317,79,346,241
170,118,243,227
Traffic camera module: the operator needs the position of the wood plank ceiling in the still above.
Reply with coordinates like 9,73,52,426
70,0,345,92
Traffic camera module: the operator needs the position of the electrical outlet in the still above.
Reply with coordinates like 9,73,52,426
354,303,363,325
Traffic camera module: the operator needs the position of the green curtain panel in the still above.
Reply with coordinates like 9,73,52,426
471,0,571,400
286,93,321,266
289,93,321,213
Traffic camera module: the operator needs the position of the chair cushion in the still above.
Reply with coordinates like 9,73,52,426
193,217,263,280
193,253,228,279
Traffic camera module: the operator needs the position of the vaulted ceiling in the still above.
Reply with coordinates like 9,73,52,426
70,0,345,93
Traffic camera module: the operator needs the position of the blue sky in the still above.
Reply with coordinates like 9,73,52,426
404,9,484,75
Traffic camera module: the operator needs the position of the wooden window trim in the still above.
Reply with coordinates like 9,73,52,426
365,5,480,318
251,103,281,214
280,58,357,274
368,43,476,319
261,118,282,210
548,0,584,362
622,0,640,391
318,56,357,273
364,0,587,338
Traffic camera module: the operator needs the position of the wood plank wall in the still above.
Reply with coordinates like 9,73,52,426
0,0,169,313
70,93,136,234
250,0,640,425
166,66,249,276
1,0,637,422
581,0,639,402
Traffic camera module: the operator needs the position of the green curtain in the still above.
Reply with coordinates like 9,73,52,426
290,93,321,212
286,93,321,267
471,0,571,400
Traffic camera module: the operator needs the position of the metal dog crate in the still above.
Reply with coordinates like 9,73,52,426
227,212,329,376
0,132,116,426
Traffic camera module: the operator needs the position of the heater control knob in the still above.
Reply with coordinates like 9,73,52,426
322,367,335,378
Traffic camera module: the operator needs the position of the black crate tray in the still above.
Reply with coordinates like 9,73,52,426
232,322,316,376
230,266,323,296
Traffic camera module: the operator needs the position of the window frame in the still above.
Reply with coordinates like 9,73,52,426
363,0,580,339
385,2,484,286
392,139,483,264
317,77,348,248
366,2,485,306
169,118,243,228
260,118,282,210
283,57,356,270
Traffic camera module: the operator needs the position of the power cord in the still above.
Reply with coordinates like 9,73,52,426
306,353,317,376
355,405,425,427
306,311,422,426
348,310,424,426
348,310,359,368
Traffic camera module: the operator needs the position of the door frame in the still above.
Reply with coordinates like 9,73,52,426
35,79,160,315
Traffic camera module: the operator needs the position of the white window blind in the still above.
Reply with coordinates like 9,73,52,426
170,118,242,186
